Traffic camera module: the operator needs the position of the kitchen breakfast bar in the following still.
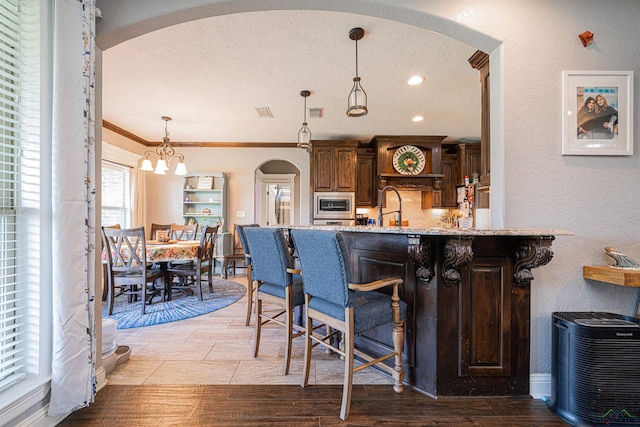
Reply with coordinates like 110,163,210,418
289,225,569,398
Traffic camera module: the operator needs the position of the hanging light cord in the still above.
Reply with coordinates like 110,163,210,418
354,37,359,77
303,94,308,123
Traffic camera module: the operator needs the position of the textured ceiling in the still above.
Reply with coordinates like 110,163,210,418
101,10,481,145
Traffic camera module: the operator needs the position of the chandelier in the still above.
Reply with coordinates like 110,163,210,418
140,116,188,175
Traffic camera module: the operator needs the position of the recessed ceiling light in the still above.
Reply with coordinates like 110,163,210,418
412,115,424,122
408,76,425,86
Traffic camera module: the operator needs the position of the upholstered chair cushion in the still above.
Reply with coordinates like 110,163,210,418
309,291,406,334
258,281,305,307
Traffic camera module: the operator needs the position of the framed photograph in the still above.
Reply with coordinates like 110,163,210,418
197,176,214,189
562,70,633,155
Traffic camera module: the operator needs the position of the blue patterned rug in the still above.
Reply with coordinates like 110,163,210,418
102,278,246,329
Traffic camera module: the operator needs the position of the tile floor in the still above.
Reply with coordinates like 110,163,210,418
106,274,393,387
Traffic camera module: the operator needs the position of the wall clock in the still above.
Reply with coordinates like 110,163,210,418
392,145,425,175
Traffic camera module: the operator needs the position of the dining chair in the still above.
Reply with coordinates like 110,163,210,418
102,226,165,315
150,223,171,241
243,226,304,375
170,223,198,241
167,223,199,290
236,224,259,325
222,223,246,279
102,224,121,302
167,225,218,301
290,228,407,420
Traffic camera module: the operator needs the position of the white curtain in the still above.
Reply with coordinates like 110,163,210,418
134,164,146,227
48,0,97,416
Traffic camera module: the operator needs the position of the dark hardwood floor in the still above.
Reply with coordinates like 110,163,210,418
59,384,569,426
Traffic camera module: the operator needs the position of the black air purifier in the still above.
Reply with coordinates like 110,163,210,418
548,312,640,426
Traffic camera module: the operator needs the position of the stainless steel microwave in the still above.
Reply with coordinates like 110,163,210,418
314,192,355,219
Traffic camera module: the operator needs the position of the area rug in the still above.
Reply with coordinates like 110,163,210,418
102,278,246,329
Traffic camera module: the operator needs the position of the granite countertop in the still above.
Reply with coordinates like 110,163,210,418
288,225,573,237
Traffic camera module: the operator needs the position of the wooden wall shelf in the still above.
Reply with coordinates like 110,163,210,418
583,265,640,287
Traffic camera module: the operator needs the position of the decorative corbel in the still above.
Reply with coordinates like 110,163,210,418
407,235,433,283
378,175,388,189
513,236,555,286
442,236,474,285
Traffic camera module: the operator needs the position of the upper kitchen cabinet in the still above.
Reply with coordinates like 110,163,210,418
435,147,459,208
430,142,480,209
311,140,359,192
457,143,481,186
356,146,376,207
371,135,446,190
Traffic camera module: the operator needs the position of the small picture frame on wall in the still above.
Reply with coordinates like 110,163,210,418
562,70,634,155
197,176,214,189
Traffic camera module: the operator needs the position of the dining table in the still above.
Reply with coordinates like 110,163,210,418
145,239,201,300
102,239,200,302
145,239,200,263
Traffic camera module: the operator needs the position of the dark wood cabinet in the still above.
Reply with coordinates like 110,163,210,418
433,148,458,208
311,140,358,192
356,147,376,207
459,256,512,379
457,143,481,185
430,143,480,209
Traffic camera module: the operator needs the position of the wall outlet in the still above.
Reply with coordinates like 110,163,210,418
236,211,245,218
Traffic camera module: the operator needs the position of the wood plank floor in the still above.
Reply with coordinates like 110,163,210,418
59,384,568,426
61,274,568,425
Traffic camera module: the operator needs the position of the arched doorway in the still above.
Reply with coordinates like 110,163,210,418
255,160,300,226
96,1,504,226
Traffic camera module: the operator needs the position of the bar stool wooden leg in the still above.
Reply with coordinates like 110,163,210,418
340,309,355,421
253,288,262,358
392,288,405,393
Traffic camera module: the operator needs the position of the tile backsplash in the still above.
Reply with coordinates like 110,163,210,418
359,190,456,228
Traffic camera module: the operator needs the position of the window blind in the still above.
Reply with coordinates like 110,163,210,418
0,0,40,393
102,161,131,228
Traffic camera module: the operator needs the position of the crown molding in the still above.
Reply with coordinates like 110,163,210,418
102,120,298,148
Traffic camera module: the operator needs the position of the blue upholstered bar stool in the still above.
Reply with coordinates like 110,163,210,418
236,224,259,326
291,229,407,421
243,227,305,375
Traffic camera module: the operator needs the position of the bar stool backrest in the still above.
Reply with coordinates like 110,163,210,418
243,227,292,287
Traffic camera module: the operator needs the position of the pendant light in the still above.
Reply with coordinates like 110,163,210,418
140,116,188,175
297,90,312,151
346,27,367,117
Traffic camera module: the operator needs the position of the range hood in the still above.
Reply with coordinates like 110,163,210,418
371,135,447,191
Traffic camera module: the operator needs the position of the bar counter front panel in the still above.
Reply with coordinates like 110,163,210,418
292,225,565,397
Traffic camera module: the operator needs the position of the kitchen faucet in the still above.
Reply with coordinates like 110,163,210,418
377,185,402,227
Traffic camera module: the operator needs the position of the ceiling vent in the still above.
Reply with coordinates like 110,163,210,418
255,107,273,118
308,108,323,119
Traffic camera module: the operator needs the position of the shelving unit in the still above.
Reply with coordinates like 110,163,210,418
182,172,231,274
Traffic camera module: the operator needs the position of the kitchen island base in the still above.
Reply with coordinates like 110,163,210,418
335,228,558,397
